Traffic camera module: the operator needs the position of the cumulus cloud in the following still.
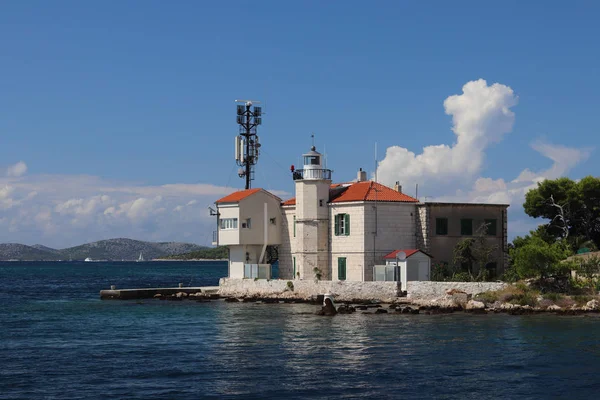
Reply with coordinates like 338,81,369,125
377,79,518,190
376,79,593,238
5,161,28,177
0,169,289,248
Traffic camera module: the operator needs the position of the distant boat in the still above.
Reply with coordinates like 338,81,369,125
84,257,92,262
137,252,144,262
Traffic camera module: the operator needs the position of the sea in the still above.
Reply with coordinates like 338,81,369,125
1,261,600,400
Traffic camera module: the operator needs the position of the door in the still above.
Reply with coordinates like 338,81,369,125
338,257,347,280
418,261,430,280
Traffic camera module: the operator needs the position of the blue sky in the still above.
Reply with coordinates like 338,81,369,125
0,1,598,247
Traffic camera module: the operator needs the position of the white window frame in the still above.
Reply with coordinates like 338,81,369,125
220,218,238,230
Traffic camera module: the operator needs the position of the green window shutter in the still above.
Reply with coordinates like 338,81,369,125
293,257,296,277
344,214,350,236
436,218,448,235
461,219,473,235
334,214,340,236
338,258,346,280
485,219,497,236
293,215,296,237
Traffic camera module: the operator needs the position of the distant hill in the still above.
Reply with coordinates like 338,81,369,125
161,246,229,260
0,238,207,261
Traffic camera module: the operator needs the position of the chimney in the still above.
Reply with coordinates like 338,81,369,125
357,168,367,182
394,181,402,193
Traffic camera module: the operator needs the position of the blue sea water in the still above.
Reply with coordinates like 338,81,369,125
1,262,600,399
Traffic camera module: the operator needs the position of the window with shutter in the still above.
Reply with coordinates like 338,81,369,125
338,257,347,280
461,219,473,235
344,214,350,236
485,219,497,236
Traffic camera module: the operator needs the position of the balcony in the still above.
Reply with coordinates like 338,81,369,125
211,230,218,246
292,168,332,180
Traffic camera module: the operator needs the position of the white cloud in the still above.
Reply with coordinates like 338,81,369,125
5,161,28,177
377,79,518,190
0,168,291,248
376,79,593,240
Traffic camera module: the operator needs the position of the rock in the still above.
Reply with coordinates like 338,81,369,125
584,299,599,311
225,297,240,302
355,306,368,310
175,292,188,298
500,303,516,310
375,309,388,314
316,298,337,316
153,294,162,298
452,293,470,308
465,300,486,311
337,305,355,314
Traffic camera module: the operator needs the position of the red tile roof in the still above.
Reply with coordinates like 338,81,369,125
384,249,432,259
215,188,262,203
330,181,418,203
281,181,418,206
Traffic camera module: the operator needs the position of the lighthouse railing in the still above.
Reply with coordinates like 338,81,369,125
292,169,332,180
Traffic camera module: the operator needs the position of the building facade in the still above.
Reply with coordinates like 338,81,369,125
214,146,509,281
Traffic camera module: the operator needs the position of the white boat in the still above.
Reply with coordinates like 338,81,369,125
137,252,144,262
84,257,93,262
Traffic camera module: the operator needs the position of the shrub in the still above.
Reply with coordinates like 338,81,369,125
474,291,499,304
286,281,294,291
543,292,564,302
450,272,473,282
556,297,576,309
538,298,555,309
572,295,593,306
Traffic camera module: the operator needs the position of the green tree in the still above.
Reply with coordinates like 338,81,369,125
452,222,499,281
523,176,600,251
510,236,571,279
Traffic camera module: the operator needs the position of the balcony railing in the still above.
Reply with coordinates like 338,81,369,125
211,230,218,246
292,168,332,180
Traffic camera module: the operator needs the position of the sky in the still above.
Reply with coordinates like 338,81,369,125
1,1,599,248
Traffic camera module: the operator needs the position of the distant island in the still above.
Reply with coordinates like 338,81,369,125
0,238,225,261
157,246,229,261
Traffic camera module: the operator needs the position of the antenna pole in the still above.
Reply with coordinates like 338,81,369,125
235,100,263,190
374,142,378,183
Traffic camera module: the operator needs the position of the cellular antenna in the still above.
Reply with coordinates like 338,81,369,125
234,99,263,189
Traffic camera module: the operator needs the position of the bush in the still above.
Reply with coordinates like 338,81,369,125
572,295,593,306
474,291,499,304
543,292,564,302
449,272,473,282
286,281,294,291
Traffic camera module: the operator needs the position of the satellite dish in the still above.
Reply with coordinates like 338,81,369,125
396,251,407,262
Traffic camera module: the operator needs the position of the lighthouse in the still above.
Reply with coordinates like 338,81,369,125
293,145,332,280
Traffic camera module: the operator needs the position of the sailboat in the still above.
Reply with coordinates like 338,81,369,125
137,252,144,262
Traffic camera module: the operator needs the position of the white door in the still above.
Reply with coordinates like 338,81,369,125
418,261,430,281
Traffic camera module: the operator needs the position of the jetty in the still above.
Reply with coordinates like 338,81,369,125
100,286,219,300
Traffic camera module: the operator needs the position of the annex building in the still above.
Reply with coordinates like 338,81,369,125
213,146,508,283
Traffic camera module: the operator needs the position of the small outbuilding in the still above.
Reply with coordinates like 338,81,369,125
382,249,432,291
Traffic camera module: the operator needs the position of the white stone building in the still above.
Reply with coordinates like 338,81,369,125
214,146,509,282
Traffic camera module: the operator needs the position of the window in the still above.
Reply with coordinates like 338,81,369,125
293,215,296,237
338,257,347,280
485,262,497,279
461,219,473,235
242,218,251,229
319,199,324,207
334,214,350,236
485,219,497,236
293,256,296,278
304,155,320,165
436,218,448,235
270,217,276,225
220,218,238,230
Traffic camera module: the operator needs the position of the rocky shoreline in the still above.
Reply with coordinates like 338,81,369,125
147,290,600,316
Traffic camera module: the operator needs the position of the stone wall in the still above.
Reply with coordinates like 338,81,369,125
218,278,401,302
407,281,508,300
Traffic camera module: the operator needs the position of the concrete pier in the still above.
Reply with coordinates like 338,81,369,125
100,286,219,300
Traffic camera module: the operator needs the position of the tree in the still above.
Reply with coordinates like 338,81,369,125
523,176,600,251
510,236,571,279
452,222,499,281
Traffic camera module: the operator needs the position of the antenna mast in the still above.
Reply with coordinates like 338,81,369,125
234,100,263,189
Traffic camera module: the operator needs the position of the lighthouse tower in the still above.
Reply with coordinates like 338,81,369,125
293,145,332,280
